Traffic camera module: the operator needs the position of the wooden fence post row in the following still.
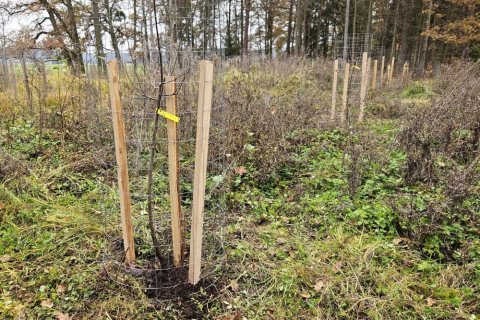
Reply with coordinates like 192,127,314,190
107,60,135,262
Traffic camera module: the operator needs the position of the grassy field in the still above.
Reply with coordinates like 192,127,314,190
0,60,479,319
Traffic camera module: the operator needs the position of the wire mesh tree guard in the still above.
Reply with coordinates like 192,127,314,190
92,45,226,301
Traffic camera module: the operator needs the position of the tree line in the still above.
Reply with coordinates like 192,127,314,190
0,0,478,75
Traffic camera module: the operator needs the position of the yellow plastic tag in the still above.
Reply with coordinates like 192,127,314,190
353,65,361,70
157,109,180,122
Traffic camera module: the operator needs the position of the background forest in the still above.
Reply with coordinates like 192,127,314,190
0,0,478,72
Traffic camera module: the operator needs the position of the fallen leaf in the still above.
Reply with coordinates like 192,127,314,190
438,162,445,167
0,254,11,263
281,217,289,223
276,238,286,245
56,284,67,294
54,312,73,320
333,261,342,273
298,172,313,177
230,312,242,320
235,167,247,175
427,297,436,307
0,202,5,210
41,299,54,308
301,292,311,299
314,279,324,292
230,280,239,292
269,248,276,258
402,259,413,268
266,307,275,316
393,238,412,245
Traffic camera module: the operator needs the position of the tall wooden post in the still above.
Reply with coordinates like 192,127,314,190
165,76,184,267
189,61,214,285
358,52,368,123
341,63,350,125
372,59,378,90
402,61,409,82
107,60,135,262
331,59,339,121
9,58,18,101
388,56,395,84
380,56,385,84
366,57,372,90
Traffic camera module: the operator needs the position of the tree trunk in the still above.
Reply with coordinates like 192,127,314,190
240,0,244,53
65,0,85,73
104,0,121,63
397,0,413,69
141,0,150,64
243,0,251,59
365,0,372,38
315,1,322,56
148,0,155,63
343,0,350,60
351,0,357,60
92,0,106,73
295,0,303,55
389,0,400,66
287,0,294,55
417,0,433,76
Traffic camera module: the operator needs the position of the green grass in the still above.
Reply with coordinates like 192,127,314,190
1,88,479,318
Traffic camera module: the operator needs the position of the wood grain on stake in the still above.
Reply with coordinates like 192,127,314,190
165,76,184,267
380,56,385,84
389,56,395,85
366,57,372,90
358,52,368,122
372,59,378,90
107,60,135,262
341,63,350,125
189,61,214,285
331,59,339,121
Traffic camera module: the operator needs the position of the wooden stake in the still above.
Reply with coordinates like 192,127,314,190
366,57,372,90
372,59,378,90
341,63,350,125
389,56,395,85
331,59,339,121
165,76,184,267
189,61,214,285
9,58,17,101
107,60,135,262
402,61,409,82
358,52,368,123
380,56,385,84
